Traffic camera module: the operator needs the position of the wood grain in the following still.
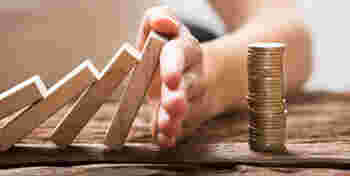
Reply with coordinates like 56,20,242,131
0,75,47,120
0,164,347,176
50,44,140,146
104,32,167,148
0,61,98,151
1,142,350,169
0,91,349,175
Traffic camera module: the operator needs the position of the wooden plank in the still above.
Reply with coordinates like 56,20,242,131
50,44,140,146
104,32,167,148
0,75,47,120
0,164,227,176
0,164,345,176
0,60,99,151
0,142,350,169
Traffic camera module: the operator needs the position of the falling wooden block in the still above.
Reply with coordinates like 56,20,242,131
50,44,141,146
0,60,99,151
104,32,167,149
0,75,47,120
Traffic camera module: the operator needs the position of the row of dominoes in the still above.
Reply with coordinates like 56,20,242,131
0,32,166,151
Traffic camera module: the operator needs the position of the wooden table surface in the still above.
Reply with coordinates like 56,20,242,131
2,91,350,175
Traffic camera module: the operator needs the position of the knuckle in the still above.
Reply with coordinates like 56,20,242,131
164,39,181,50
183,38,203,69
160,40,184,58
186,38,202,58
161,38,203,73
184,73,203,100
170,39,185,48
163,32,201,53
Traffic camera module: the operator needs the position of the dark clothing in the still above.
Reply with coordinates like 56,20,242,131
183,20,218,43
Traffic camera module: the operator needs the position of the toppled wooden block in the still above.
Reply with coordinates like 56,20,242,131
0,31,167,151
0,75,47,120
50,44,141,146
104,32,167,149
0,60,99,151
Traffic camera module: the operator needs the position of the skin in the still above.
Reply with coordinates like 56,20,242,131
136,1,313,148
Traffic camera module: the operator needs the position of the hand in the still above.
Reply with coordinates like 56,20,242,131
136,6,211,148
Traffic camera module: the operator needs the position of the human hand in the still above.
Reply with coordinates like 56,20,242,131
136,6,211,148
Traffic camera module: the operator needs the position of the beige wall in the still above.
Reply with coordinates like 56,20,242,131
0,0,158,92
295,1,350,92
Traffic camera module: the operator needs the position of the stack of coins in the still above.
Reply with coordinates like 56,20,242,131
247,42,287,153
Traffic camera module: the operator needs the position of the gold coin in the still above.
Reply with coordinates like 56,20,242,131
248,51,285,55
249,122,286,128
248,49,285,54
247,96,286,103
250,123,286,128
248,82,284,87
248,88,284,93
248,76,283,81
248,57,284,61
248,48,285,52
249,103,285,109
248,92,285,97
249,132,286,138
249,133,286,138
248,62,283,66
248,70,283,75
248,78,283,83
249,134,286,140
247,42,287,153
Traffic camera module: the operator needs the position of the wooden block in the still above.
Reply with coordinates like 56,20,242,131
50,44,141,146
0,75,47,120
104,32,167,148
0,60,99,151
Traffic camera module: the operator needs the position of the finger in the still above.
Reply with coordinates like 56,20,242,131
161,81,188,119
151,99,180,148
159,72,205,137
157,132,176,148
157,106,183,148
177,93,211,142
157,105,183,137
136,6,179,51
160,38,202,90
159,40,184,90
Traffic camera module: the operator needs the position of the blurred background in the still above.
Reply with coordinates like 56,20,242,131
0,0,347,97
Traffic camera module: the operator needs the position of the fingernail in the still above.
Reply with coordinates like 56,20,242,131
157,133,175,148
162,86,187,118
159,15,180,28
169,136,176,147
150,15,179,36
158,107,170,129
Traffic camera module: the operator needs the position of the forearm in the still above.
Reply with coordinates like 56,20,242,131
208,0,297,32
201,9,313,115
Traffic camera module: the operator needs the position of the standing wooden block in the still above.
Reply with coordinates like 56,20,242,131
0,60,99,151
0,75,47,120
50,44,141,146
104,32,167,149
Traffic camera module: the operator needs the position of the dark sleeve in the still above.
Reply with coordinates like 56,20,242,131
182,20,218,43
